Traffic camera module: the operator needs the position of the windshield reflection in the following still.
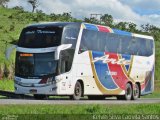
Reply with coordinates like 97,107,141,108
15,52,57,78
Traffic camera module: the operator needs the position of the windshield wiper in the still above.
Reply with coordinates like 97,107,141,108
41,73,55,77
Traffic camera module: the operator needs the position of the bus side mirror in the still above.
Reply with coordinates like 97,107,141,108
55,44,72,60
5,45,17,60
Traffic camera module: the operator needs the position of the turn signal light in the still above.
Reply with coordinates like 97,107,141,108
20,53,33,57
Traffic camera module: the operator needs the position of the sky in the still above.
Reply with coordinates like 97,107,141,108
7,0,160,27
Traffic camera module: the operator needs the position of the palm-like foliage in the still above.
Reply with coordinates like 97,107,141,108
28,0,39,13
0,0,9,7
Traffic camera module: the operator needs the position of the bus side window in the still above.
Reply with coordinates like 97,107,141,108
128,38,138,55
117,39,122,54
91,32,98,51
98,32,106,52
79,33,88,53
60,48,76,73
62,27,79,49
139,39,147,56
61,57,69,73
59,50,70,73
146,40,153,56
79,30,91,53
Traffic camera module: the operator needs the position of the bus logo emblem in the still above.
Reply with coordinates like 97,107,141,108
92,55,131,65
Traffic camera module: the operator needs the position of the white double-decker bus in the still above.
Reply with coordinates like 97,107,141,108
14,22,155,100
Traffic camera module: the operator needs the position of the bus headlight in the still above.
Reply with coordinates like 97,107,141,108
39,77,54,85
47,78,53,84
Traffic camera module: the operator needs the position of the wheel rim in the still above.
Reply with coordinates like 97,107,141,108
75,83,81,97
134,84,139,98
127,87,131,96
126,84,132,100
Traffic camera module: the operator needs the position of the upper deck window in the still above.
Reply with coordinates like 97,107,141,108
80,29,154,57
18,27,63,48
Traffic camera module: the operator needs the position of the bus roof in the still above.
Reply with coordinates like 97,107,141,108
82,23,154,40
26,22,154,40
27,22,81,28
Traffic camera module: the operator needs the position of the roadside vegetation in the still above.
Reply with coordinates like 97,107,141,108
2,104,160,119
0,79,14,91
0,104,160,115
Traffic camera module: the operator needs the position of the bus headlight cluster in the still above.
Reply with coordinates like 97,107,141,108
47,78,53,84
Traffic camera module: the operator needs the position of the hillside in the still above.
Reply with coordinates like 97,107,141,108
0,7,160,80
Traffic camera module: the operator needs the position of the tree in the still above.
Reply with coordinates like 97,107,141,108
0,0,9,7
84,17,100,24
115,22,128,30
141,23,152,32
141,24,160,41
128,22,137,32
100,14,113,26
28,0,39,13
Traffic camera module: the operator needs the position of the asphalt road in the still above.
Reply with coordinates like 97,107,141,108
0,98,160,105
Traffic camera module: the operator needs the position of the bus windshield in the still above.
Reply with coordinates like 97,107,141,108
18,27,63,48
15,52,57,78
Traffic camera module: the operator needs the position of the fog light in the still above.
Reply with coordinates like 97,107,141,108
51,87,57,91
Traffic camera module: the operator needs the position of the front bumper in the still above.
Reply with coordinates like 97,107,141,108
14,83,58,95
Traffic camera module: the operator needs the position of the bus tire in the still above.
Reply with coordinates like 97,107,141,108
88,95,106,100
117,83,132,100
124,83,132,100
34,94,47,100
70,81,82,100
131,83,140,100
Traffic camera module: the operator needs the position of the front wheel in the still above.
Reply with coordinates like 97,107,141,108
70,81,82,100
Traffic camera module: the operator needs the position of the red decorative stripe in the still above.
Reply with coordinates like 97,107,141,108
98,26,110,32
105,52,129,90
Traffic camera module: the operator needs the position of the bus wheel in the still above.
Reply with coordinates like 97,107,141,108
124,83,132,100
132,83,140,100
34,94,47,100
70,81,82,100
117,83,132,100
88,95,106,100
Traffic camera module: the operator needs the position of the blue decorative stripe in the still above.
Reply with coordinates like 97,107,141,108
83,23,132,37
92,51,118,89
113,29,132,36
122,54,131,71
84,24,98,31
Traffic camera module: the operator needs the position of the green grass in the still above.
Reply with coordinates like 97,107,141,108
0,79,14,91
0,104,160,114
0,104,160,120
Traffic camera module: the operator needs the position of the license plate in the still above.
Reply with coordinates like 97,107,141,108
30,89,37,94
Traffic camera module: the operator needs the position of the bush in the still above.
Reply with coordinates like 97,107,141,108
12,6,24,12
